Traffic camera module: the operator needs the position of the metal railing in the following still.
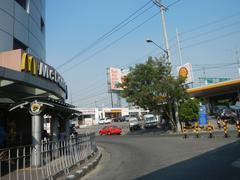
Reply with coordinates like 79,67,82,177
0,133,96,180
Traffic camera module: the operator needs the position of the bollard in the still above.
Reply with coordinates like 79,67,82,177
236,120,240,137
223,120,229,138
207,122,214,138
182,124,188,139
194,122,200,138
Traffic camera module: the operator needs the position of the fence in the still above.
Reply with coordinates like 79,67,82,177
0,132,96,180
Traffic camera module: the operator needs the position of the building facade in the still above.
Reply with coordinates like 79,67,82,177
0,1,77,163
0,0,45,60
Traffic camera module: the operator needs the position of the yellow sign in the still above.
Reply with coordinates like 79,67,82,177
178,66,188,78
111,109,122,113
177,63,193,84
21,52,37,75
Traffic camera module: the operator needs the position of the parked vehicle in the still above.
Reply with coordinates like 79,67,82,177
99,125,122,135
129,117,141,131
98,118,112,125
213,105,228,118
143,114,158,128
121,115,130,121
98,118,106,125
217,107,237,124
105,118,112,124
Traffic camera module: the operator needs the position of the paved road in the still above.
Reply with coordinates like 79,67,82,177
83,135,240,180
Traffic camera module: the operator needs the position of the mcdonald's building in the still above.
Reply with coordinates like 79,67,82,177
0,49,79,151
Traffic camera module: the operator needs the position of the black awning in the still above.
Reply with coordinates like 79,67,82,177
9,96,81,119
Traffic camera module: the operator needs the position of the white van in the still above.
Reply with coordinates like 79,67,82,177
143,114,158,128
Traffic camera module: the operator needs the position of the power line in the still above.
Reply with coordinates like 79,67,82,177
71,47,159,101
169,11,240,45
182,29,240,50
180,11,240,35
166,0,182,8
78,96,109,107
181,21,240,43
71,77,106,96
56,0,153,69
73,90,107,103
62,12,159,74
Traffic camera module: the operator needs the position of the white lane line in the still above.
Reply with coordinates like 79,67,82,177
232,159,240,168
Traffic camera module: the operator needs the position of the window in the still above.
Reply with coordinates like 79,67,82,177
41,18,45,33
13,38,28,51
15,0,27,10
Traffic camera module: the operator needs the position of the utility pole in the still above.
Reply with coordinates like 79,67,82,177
176,28,183,65
153,0,182,132
153,0,172,64
236,50,240,77
70,89,73,104
110,92,114,108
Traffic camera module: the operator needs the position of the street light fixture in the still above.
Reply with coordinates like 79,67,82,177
146,38,169,60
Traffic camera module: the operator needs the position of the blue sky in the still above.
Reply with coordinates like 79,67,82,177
46,0,240,107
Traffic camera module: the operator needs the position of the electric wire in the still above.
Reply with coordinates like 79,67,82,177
56,0,153,69
62,12,159,74
180,11,240,35
182,29,240,50
181,21,240,43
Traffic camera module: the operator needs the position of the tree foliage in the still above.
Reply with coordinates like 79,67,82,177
120,56,188,128
179,99,199,122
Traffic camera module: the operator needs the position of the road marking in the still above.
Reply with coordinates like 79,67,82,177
232,159,240,168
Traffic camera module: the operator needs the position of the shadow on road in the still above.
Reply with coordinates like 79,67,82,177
136,139,240,180
127,127,166,136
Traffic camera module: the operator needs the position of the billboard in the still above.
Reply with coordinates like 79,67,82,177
177,63,194,84
107,67,121,91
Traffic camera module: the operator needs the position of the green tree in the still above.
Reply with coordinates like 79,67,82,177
120,56,188,131
179,98,199,123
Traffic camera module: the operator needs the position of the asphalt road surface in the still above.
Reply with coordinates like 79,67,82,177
83,134,240,180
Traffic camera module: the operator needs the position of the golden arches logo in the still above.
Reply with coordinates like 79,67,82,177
21,52,37,75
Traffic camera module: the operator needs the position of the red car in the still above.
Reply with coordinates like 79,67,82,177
99,125,122,135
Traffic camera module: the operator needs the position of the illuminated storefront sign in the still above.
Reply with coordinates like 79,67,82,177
21,52,67,92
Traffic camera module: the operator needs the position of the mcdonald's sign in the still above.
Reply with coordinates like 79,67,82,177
21,52,37,75
20,51,67,93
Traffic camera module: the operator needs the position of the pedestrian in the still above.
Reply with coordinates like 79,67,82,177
182,123,188,139
194,122,200,138
223,120,229,138
207,122,214,138
235,120,240,137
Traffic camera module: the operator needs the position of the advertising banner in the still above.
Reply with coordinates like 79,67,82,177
198,105,208,126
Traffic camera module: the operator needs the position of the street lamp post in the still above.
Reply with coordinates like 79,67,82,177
146,38,181,132
146,38,169,60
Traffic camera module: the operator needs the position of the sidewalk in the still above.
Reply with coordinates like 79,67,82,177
60,147,102,180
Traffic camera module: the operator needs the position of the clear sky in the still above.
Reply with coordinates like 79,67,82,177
46,0,240,107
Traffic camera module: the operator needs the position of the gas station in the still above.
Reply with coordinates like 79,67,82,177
187,79,240,113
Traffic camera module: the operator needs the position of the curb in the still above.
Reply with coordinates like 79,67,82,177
65,147,102,180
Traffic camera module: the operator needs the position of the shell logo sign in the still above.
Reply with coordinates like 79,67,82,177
178,66,188,78
177,63,193,84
